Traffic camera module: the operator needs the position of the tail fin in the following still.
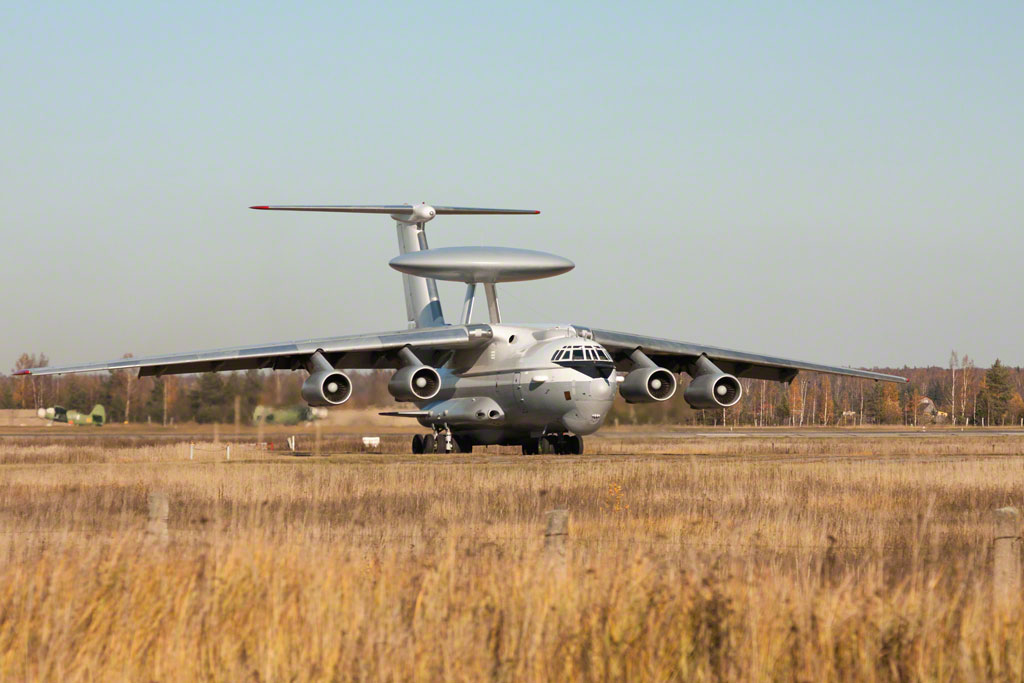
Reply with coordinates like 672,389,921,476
249,203,540,328
89,405,106,425
396,221,445,328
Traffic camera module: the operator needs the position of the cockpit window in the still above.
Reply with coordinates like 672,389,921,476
550,343,614,378
552,344,613,364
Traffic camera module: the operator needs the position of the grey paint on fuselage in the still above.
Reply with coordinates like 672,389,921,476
413,324,616,445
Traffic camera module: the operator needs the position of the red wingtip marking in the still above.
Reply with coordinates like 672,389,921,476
533,210,541,214
13,370,30,376
250,205,270,210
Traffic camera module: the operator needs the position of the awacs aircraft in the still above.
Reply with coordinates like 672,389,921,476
14,204,906,454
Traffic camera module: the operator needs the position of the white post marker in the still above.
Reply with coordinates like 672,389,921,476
226,445,231,461
189,442,194,460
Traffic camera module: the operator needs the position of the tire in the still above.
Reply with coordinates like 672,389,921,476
521,439,537,456
455,436,472,454
412,434,424,454
539,436,555,455
422,433,435,454
569,435,583,455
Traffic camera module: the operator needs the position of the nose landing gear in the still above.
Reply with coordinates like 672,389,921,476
522,434,583,455
412,427,472,454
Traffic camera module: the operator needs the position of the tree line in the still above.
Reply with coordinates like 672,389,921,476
3,351,1023,427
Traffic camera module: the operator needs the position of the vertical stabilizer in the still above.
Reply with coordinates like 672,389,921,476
249,203,540,328
396,221,445,328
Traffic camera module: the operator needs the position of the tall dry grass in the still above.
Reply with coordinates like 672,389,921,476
0,438,1023,680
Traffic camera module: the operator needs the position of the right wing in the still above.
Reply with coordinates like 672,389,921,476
584,327,907,384
13,325,494,378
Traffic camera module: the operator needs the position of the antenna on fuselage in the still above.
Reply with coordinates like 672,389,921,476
250,203,541,328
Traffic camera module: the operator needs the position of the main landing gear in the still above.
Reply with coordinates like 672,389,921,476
521,434,583,456
412,429,471,454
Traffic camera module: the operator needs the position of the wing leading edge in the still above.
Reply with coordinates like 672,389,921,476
249,205,540,215
583,327,907,384
13,325,495,378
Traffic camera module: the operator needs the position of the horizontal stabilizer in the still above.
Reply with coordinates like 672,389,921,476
250,204,539,215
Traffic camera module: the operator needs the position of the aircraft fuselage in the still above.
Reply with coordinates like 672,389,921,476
414,324,617,445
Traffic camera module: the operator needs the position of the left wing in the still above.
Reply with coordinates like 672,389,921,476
581,327,907,384
13,325,494,377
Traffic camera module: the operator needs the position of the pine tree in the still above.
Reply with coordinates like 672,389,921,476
978,359,1013,425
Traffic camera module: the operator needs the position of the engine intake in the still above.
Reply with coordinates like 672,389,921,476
301,370,352,407
620,367,677,403
683,372,742,408
388,365,442,402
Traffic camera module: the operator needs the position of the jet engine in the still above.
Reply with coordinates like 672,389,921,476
301,370,352,406
683,368,742,409
620,367,677,403
388,365,442,402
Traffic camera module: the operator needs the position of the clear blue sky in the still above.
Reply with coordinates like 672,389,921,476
3,1,1022,370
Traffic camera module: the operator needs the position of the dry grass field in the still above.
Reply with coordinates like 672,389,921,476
1,432,1024,680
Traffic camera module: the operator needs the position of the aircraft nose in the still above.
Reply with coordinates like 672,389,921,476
590,377,614,400
562,399,611,435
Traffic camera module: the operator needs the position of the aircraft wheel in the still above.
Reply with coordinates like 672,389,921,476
422,433,436,454
412,434,424,454
455,436,473,454
521,439,537,456
539,436,556,455
569,435,583,455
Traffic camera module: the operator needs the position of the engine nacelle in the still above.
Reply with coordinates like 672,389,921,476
388,365,442,402
301,370,352,407
683,372,742,409
619,367,677,403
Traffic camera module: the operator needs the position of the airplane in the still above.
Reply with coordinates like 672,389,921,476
14,203,906,454
37,404,106,426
